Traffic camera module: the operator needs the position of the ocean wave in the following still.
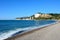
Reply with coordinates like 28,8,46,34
0,21,56,40
0,27,37,40
0,28,25,40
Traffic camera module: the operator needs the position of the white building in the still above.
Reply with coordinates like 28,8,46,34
34,13,41,18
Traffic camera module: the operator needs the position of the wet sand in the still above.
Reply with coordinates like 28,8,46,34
5,21,60,40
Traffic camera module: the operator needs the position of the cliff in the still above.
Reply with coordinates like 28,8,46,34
16,12,60,20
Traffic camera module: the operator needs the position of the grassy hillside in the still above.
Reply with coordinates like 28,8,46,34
31,12,60,20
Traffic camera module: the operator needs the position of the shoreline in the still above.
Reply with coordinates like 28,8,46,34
5,20,58,40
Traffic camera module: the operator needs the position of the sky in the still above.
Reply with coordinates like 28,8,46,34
0,0,60,20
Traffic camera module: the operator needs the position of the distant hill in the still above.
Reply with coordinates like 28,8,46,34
16,12,60,20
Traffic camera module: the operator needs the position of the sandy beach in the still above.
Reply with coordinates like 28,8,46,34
5,21,60,40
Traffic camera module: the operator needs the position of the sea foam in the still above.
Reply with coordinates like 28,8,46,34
0,27,35,40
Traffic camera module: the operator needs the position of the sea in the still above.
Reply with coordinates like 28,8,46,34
0,20,56,40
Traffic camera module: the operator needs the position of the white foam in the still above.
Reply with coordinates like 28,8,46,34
0,28,24,40
0,27,35,40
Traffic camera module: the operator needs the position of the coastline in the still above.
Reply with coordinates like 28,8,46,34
5,20,59,40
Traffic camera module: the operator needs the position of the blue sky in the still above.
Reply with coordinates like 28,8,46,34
0,0,60,20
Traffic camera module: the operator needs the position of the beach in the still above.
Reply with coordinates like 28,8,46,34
5,21,60,40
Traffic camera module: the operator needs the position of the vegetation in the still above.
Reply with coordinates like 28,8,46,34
49,14,60,20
